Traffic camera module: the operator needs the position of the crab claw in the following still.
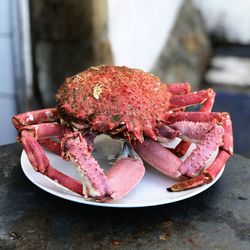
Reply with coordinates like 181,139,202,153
62,132,113,201
62,133,145,201
135,112,233,192
107,143,145,200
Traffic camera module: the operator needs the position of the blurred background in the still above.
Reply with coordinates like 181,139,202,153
1,0,250,158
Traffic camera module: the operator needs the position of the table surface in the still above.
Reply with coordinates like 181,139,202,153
0,143,250,250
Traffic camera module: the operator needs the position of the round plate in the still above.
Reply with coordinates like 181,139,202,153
20,135,224,208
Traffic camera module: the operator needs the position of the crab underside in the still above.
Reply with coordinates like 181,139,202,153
12,65,233,202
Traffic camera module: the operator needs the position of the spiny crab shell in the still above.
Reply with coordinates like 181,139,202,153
56,65,170,141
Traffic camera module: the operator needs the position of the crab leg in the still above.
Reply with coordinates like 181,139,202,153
168,112,233,155
106,143,145,200
167,82,191,95
18,123,63,139
135,138,182,179
176,123,224,177
135,121,223,179
12,108,58,130
168,150,231,191
169,90,216,156
39,138,62,156
19,127,83,195
157,124,180,140
169,89,215,111
198,90,216,112
62,133,145,201
13,109,63,155
135,112,233,191
62,132,112,201
171,112,233,191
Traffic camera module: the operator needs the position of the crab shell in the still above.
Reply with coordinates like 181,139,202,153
56,65,171,142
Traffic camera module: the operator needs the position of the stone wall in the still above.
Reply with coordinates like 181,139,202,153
152,0,211,90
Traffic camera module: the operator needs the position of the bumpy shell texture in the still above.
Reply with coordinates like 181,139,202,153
56,65,170,141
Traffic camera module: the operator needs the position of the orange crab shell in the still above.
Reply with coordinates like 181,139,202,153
56,65,171,141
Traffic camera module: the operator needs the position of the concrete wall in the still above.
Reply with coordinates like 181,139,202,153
0,0,17,145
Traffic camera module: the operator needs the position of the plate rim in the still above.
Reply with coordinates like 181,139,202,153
20,149,225,208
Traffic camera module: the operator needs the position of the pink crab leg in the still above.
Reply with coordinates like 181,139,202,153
168,111,220,123
220,113,234,155
170,90,216,156
168,112,233,155
134,139,182,179
12,108,58,130
178,124,224,177
18,123,63,139
169,89,215,111
62,132,112,201
62,133,145,201
168,150,231,191
20,129,83,195
106,143,145,200
18,122,67,156
157,124,180,140
39,138,62,156
198,90,216,112
135,112,232,191
135,121,223,179
106,158,145,200
167,112,222,130
167,82,191,95
169,112,232,190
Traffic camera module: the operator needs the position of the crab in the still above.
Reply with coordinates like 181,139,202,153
12,65,233,202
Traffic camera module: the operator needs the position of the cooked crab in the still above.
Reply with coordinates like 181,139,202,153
12,65,233,202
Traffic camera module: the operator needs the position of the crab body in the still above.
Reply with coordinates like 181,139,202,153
56,66,171,141
12,65,233,202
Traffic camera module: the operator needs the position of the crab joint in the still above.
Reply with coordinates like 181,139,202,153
118,142,143,163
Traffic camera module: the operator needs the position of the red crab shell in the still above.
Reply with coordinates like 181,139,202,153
56,65,171,141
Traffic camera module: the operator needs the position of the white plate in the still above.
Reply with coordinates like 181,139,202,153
20,135,224,208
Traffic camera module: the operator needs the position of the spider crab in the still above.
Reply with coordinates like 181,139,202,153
12,65,233,202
